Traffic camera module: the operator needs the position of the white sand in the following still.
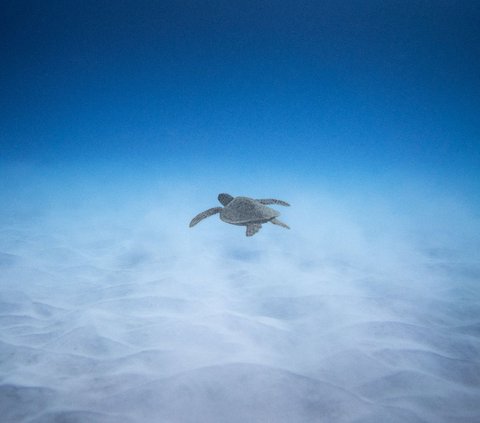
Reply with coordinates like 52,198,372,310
1,183,479,422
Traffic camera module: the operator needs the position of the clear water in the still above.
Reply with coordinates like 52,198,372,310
1,2,480,422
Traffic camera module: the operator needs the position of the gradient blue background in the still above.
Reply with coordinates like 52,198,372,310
2,3,480,422
1,1,479,194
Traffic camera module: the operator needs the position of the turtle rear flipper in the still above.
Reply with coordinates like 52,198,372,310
270,218,290,229
189,207,223,227
246,224,262,237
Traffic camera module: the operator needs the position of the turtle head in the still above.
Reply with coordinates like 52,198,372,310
218,193,234,206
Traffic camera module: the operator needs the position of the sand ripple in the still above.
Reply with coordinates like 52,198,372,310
0,224,479,423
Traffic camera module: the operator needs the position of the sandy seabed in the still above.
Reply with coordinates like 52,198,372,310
1,197,479,423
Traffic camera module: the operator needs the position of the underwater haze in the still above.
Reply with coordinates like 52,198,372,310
1,2,480,422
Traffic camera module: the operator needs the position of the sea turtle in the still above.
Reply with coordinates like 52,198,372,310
189,193,290,237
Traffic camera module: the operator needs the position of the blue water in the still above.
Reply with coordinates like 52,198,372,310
1,2,480,422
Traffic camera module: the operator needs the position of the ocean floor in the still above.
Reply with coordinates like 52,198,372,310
1,194,479,423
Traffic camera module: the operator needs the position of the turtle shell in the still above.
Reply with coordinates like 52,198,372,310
220,197,279,224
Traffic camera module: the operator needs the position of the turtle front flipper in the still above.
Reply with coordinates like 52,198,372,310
189,207,223,227
256,199,290,206
270,218,290,229
246,224,262,237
